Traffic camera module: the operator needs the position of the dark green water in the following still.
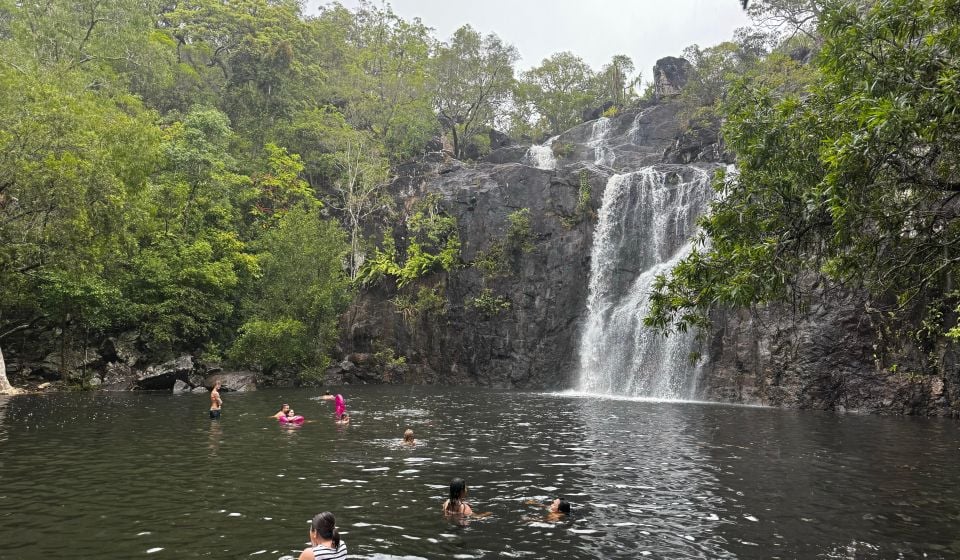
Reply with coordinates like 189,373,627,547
1,386,959,559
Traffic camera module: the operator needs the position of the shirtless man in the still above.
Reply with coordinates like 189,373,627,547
209,381,222,420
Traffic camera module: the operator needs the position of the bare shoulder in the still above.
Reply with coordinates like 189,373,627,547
297,547,312,560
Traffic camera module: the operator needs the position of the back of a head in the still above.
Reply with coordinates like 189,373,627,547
404,429,414,441
558,499,571,515
311,512,340,549
449,478,466,501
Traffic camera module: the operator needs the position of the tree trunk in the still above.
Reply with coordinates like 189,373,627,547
0,343,13,394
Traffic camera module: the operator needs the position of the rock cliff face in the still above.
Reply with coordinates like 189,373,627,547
338,100,698,388
700,289,960,416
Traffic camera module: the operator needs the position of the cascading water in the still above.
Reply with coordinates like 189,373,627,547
524,135,559,170
577,166,713,399
590,117,616,167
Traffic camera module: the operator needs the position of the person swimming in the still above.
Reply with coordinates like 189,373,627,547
334,413,350,425
334,393,346,420
402,428,415,445
297,511,347,560
442,477,473,516
525,497,571,522
272,404,291,420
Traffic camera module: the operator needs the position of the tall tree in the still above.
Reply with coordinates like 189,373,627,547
515,51,596,136
433,25,518,159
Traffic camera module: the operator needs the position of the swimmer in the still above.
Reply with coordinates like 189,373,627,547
525,497,571,522
272,404,291,420
297,511,347,560
442,477,473,516
334,393,346,420
320,390,335,401
335,413,350,425
402,428,415,445
209,381,222,420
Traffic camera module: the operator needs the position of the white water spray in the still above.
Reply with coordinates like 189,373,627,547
524,135,559,170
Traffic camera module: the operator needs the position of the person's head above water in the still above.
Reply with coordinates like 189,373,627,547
403,428,414,442
279,403,290,413
450,477,467,500
550,498,571,515
309,511,340,549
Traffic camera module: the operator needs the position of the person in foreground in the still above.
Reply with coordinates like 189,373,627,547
298,511,347,560
209,381,222,420
402,428,415,445
443,477,473,515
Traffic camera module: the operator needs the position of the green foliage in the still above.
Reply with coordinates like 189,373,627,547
506,208,535,253
552,142,574,158
392,287,445,324
357,195,461,287
562,171,594,227
649,0,960,352
229,205,351,373
467,288,512,317
601,105,620,118
472,208,535,278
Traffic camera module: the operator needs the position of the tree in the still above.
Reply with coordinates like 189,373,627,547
648,0,960,355
229,205,350,374
343,2,438,161
515,52,596,136
433,25,518,159
598,54,638,108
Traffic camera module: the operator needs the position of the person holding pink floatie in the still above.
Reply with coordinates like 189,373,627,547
334,393,346,420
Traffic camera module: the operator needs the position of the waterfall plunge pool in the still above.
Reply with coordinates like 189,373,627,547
1,386,958,559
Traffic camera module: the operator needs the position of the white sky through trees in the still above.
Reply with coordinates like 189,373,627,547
304,0,751,80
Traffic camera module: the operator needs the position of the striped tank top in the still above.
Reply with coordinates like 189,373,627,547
312,541,347,560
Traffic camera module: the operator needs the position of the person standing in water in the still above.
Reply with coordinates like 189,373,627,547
209,381,222,420
297,511,347,560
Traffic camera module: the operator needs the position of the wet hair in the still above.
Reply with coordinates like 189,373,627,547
310,512,340,549
280,403,290,412
403,429,414,442
557,498,571,515
446,477,467,513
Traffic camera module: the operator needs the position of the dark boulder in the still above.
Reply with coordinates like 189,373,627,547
135,354,193,390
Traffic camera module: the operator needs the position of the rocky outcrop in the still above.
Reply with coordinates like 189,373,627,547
653,56,693,98
700,288,959,416
207,371,257,392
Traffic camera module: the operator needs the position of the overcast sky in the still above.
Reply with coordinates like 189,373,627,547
302,0,752,81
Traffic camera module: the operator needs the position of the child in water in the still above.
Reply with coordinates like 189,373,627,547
335,413,350,425
402,428,415,445
524,497,571,522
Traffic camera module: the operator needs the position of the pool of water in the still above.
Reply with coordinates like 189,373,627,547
1,386,959,559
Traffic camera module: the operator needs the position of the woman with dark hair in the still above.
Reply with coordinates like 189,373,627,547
297,512,347,560
442,477,473,516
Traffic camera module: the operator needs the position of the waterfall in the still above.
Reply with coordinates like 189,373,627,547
576,166,713,399
589,117,615,167
524,135,559,170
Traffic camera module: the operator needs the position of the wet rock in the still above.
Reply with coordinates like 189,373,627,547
102,362,135,391
207,371,257,392
135,354,193,391
37,348,102,380
172,379,192,394
489,128,514,149
100,331,143,367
